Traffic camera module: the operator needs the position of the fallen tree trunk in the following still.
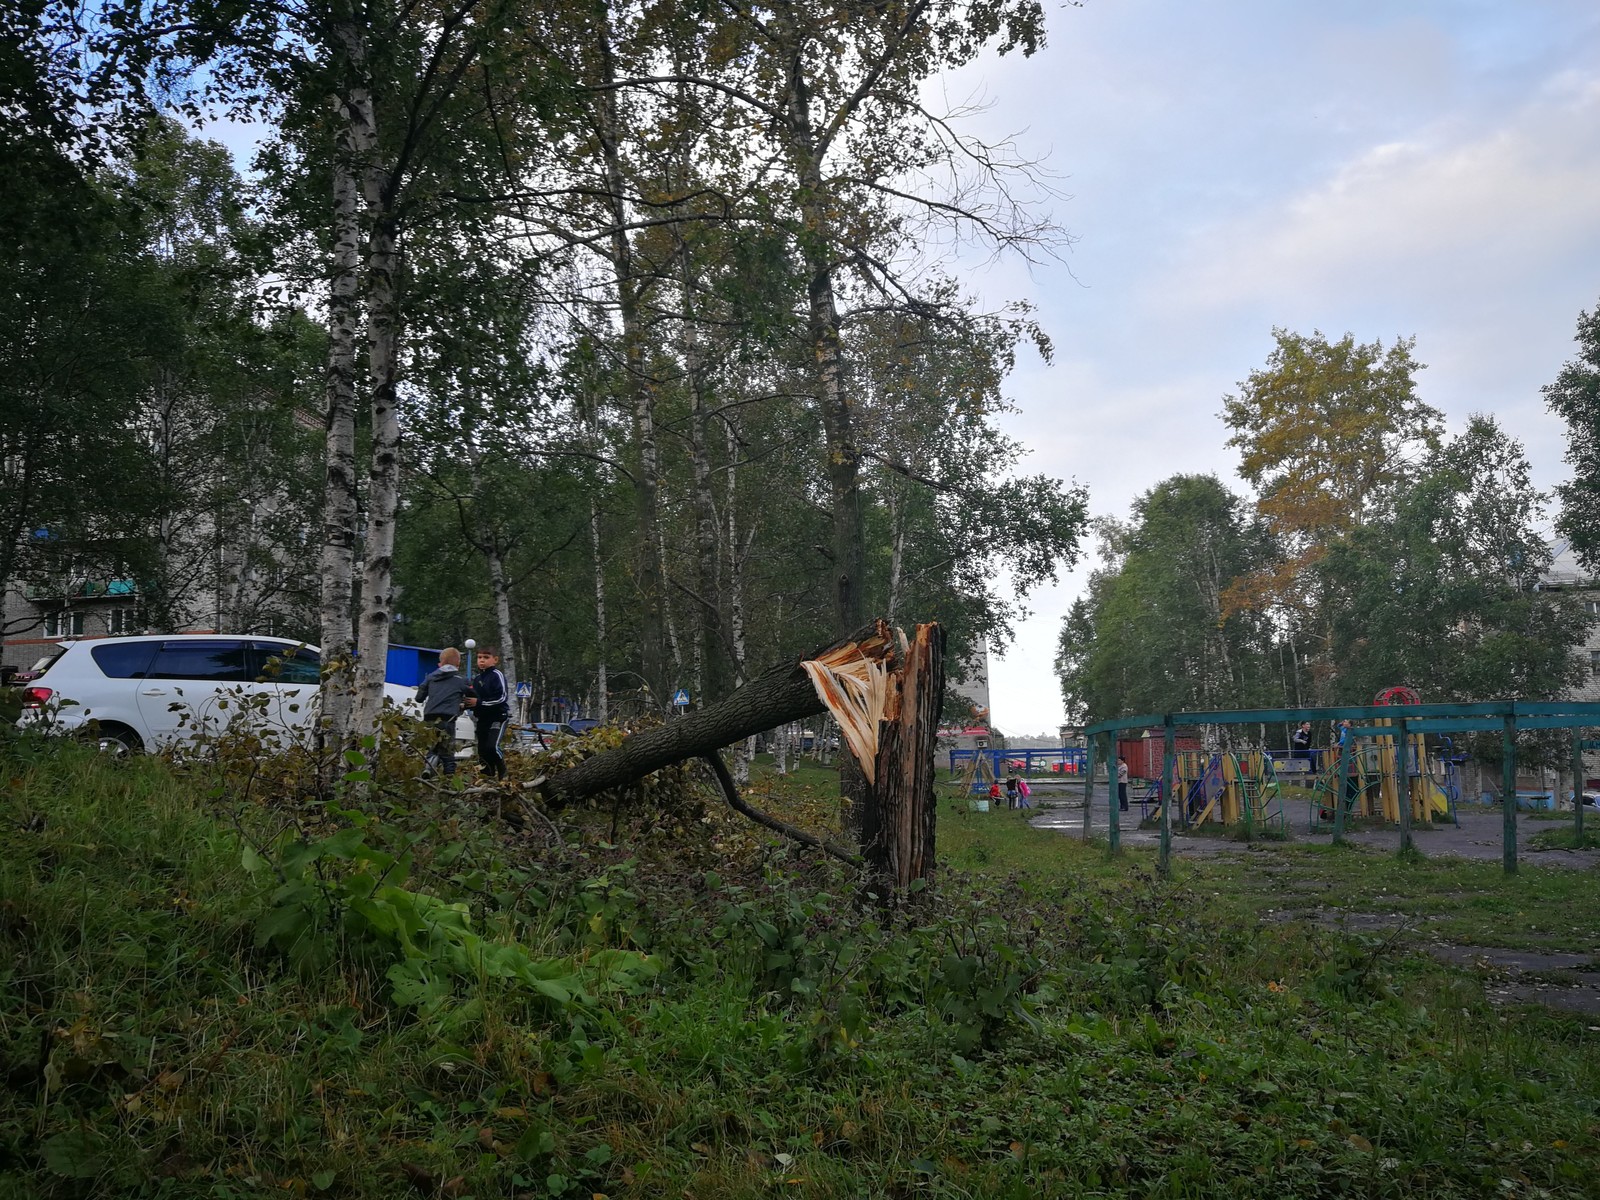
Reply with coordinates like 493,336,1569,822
540,622,897,808
536,618,944,893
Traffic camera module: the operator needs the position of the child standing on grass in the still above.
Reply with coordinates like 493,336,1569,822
1005,775,1020,809
415,647,468,777
988,780,1002,809
465,646,510,781
1017,778,1032,809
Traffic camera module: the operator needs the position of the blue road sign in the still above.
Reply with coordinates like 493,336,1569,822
671,688,690,707
515,681,533,699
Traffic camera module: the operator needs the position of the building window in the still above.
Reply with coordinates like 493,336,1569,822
1592,649,1600,678
43,610,85,638
1586,598,1600,617
109,608,139,635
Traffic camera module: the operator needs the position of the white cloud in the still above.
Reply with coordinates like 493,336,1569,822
1160,70,1600,354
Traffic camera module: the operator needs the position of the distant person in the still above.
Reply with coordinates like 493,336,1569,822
465,645,510,780
415,647,468,778
1017,777,1032,809
988,780,1002,809
1291,721,1311,760
1005,775,1020,809
1117,756,1130,812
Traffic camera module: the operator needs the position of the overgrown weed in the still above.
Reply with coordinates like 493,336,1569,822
2,735,1598,1197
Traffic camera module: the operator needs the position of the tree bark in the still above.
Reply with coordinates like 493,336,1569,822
682,267,723,704
317,22,368,751
352,200,400,740
594,7,666,705
726,416,753,785
863,622,945,889
541,622,896,807
590,494,609,722
486,538,518,693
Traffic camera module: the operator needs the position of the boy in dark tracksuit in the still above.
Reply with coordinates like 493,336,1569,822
465,646,510,780
415,647,469,776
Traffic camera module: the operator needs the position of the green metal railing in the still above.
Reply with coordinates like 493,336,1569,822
1081,701,1600,877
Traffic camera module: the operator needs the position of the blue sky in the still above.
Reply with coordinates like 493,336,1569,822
948,0,1600,734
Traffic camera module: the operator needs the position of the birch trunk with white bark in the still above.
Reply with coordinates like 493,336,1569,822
486,540,518,696
351,200,400,741
317,26,369,751
590,496,608,722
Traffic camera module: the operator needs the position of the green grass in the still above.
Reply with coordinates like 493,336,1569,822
1529,824,1600,852
3,738,1600,1197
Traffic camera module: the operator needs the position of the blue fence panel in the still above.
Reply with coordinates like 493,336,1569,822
947,747,1089,791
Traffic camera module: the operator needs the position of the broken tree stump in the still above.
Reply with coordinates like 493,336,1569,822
802,622,946,889
869,622,945,888
536,618,945,893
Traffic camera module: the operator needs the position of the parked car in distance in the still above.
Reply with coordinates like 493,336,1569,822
520,721,578,746
567,717,601,735
16,635,417,753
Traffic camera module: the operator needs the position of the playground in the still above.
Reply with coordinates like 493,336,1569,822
1033,785,1600,868
1011,692,1600,875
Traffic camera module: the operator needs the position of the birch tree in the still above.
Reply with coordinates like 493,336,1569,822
1546,298,1600,574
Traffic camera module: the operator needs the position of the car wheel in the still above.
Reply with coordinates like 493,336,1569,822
92,724,144,757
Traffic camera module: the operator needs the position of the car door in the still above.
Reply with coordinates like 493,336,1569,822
249,641,322,745
136,640,255,747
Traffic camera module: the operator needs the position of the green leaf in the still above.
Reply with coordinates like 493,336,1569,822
42,1130,104,1178
514,1125,555,1162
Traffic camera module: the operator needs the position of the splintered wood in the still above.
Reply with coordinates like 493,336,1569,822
800,620,907,786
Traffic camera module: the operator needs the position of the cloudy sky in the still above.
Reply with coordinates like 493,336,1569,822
943,0,1600,736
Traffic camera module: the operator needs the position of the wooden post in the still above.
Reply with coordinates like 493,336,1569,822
1159,716,1174,878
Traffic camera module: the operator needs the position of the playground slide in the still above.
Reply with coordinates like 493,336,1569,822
1424,779,1450,818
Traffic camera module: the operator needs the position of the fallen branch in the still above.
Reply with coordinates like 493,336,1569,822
700,752,863,866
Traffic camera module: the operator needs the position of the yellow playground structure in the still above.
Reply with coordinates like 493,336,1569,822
1167,750,1288,834
1308,718,1454,829
1153,721,1459,835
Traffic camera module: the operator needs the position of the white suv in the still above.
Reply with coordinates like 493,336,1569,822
16,634,416,753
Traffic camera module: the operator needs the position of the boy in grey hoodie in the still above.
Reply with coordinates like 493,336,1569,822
415,647,469,776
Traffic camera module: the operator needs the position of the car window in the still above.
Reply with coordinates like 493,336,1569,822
146,641,253,682
29,650,67,675
253,644,320,685
89,642,158,679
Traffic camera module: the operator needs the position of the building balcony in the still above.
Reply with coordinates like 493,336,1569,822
23,579,137,601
